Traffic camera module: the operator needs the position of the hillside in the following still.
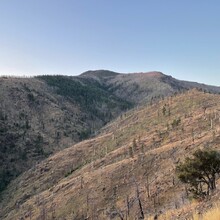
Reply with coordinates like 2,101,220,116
0,76,131,193
1,70,220,199
2,89,220,219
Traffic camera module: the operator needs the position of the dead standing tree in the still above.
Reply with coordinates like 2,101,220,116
133,178,145,219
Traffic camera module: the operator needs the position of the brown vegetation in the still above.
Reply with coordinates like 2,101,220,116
2,89,220,219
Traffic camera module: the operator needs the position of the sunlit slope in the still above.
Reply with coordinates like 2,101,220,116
1,71,220,194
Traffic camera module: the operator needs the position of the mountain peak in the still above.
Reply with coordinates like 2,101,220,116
132,71,164,77
80,69,121,78
81,70,164,78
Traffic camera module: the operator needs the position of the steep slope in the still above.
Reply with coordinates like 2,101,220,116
1,70,220,202
2,90,220,219
0,76,131,193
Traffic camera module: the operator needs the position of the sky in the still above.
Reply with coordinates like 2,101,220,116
0,0,220,86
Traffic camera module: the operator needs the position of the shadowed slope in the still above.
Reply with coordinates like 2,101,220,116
0,76,132,193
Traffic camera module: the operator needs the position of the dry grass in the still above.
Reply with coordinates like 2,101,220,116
192,203,220,220
145,201,220,220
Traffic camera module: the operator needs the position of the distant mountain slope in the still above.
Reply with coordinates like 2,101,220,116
1,70,220,195
80,70,220,104
2,90,220,219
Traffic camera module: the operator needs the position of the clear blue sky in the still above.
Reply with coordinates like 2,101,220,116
0,0,220,85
